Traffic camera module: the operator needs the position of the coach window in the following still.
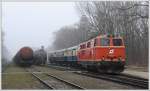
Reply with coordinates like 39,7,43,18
100,38,110,46
87,42,91,48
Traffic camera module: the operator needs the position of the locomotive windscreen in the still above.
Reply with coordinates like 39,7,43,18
113,39,122,46
100,38,110,46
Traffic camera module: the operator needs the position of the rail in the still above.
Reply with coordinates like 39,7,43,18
74,71,148,89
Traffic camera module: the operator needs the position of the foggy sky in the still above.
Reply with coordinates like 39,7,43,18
2,2,79,58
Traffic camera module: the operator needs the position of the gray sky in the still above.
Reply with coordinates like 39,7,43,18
2,2,79,58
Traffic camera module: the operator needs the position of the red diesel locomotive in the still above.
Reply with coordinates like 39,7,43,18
48,34,126,73
77,34,126,73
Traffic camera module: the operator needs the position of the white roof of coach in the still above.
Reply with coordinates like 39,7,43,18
67,45,78,50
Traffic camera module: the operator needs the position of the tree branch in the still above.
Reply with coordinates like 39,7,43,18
117,3,149,11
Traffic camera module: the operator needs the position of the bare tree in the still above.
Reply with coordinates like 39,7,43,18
50,1,148,66
76,1,148,66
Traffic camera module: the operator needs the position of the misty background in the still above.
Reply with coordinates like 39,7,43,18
2,1,148,67
2,2,79,58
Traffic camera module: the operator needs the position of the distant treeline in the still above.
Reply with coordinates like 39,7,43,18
50,1,148,66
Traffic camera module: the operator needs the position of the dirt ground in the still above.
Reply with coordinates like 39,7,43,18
125,65,148,72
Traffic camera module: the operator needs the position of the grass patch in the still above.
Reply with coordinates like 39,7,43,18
2,65,46,89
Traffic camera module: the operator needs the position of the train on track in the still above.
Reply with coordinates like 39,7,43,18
34,46,47,65
13,47,34,66
48,34,126,73
13,34,126,73
13,46,47,67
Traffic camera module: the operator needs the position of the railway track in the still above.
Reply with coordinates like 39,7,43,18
73,71,148,89
31,65,149,89
30,72,54,89
26,67,84,90
46,74,84,89
47,65,148,89
47,64,84,72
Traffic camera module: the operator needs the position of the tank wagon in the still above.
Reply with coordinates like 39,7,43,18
48,34,126,73
13,47,34,67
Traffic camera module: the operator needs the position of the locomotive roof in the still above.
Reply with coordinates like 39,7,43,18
79,34,123,45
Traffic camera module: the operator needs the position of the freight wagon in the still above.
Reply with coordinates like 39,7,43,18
13,47,34,67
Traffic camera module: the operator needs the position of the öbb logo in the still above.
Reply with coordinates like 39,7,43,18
109,49,114,54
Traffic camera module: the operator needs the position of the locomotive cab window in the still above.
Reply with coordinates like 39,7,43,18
80,44,86,49
83,44,86,48
100,38,110,46
113,39,123,46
